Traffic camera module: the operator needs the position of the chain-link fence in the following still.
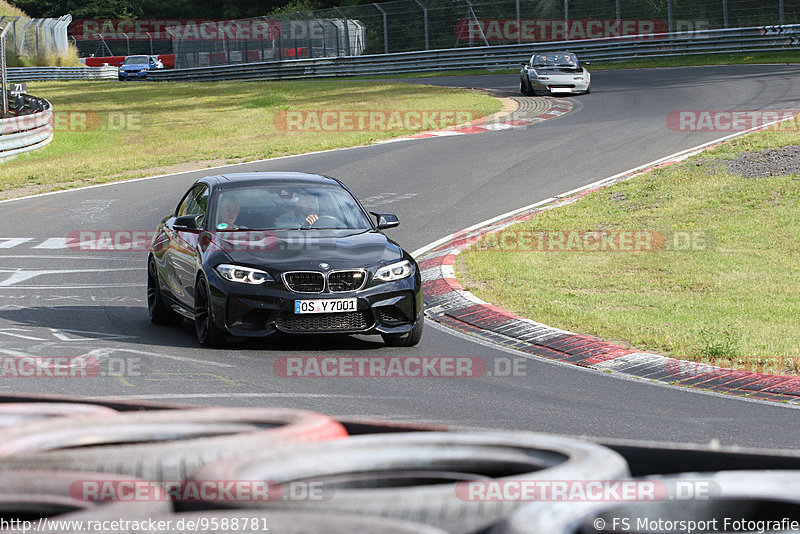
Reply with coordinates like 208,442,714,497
66,0,797,64
169,19,366,68
277,0,797,54
0,15,72,59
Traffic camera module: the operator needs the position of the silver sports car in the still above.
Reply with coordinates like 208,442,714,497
520,52,591,96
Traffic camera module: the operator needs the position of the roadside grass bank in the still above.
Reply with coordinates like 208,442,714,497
0,80,500,200
455,127,800,376
365,51,800,79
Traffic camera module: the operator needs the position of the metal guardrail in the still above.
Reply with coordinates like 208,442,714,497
6,66,118,82
0,93,54,161
148,24,800,81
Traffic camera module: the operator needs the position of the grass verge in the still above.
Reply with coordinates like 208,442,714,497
0,80,500,200
456,127,800,375
359,51,800,79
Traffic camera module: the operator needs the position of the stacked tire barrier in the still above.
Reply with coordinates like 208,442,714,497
0,395,797,533
0,92,53,161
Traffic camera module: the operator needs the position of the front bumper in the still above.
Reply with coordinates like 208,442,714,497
529,77,590,94
205,268,423,338
118,70,148,80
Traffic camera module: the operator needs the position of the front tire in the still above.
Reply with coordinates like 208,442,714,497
194,275,227,347
520,77,535,96
381,318,424,347
147,257,182,325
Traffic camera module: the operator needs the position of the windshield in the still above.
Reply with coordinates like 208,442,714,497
531,52,580,68
123,56,150,65
212,183,373,231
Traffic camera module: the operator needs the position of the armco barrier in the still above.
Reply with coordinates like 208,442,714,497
148,24,800,81
6,65,117,82
0,93,54,161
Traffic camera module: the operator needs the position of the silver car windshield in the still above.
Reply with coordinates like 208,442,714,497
531,53,579,68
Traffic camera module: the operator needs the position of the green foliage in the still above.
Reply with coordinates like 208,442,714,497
696,326,742,359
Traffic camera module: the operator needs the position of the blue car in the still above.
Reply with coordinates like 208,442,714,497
118,55,163,81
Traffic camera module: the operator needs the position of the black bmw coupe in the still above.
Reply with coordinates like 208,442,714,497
147,172,423,347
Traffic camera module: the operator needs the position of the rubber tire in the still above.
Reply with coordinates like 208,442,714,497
0,470,172,533
520,78,527,95
493,470,800,534
521,77,535,96
0,402,118,429
148,257,182,325
381,318,424,347
0,407,348,481
141,511,451,534
192,431,630,534
194,274,226,347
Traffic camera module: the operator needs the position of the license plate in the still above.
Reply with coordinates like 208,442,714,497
294,298,357,314
550,87,572,93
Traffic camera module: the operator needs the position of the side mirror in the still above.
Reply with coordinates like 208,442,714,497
370,211,399,230
583,61,591,66
173,214,202,230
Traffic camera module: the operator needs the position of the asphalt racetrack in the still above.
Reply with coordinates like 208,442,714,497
1,65,799,448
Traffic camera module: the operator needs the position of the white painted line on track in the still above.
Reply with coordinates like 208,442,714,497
88,393,407,400
0,285,144,290
83,348,236,368
0,255,139,261
0,239,34,248
412,113,798,258
0,268,140,287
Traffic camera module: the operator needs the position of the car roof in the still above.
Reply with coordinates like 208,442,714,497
200,172,343,189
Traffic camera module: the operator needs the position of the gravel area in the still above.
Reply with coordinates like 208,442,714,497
717,144,800,178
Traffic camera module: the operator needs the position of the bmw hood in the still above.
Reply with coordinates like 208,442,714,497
202,229,405,271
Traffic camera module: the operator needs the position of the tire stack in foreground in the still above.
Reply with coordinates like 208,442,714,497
0,394,797,533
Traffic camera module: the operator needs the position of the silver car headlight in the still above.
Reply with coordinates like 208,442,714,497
374,260,413,282
216,264,273,285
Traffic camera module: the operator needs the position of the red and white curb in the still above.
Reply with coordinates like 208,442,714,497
414,120,800,406
378,96,574,143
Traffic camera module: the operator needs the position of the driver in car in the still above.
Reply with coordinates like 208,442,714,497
296,192,319,226
273,191,320,228
217,197,241,230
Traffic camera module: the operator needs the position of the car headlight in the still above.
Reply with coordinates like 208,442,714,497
216,264,273,285
374,260,413,283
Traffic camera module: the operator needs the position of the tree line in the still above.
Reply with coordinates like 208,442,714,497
8,0,353,19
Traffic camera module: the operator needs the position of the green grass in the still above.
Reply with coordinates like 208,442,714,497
0,80,500,199
357,51,800,80
456,127,800,376
587,51,800,70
